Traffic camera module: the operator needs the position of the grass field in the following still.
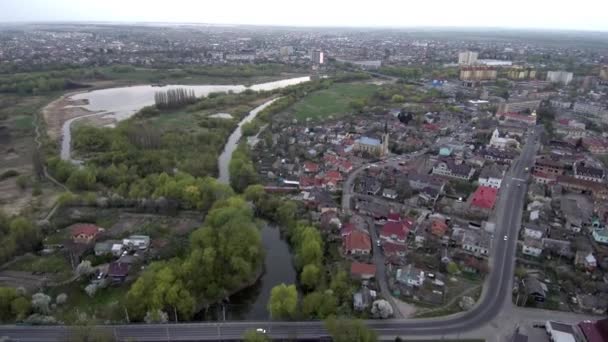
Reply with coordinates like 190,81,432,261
49,281,130,323
290,83,377,121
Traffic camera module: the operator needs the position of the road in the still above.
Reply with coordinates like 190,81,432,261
0,128,593,341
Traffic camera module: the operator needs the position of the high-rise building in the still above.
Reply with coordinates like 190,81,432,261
600,65,608,81
311,50,324,64
459,66,497,81
458,51,479,65
507,66,536,80
546,71,573,85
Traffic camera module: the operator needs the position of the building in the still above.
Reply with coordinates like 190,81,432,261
470,186,498,210
547,71,573,85
545,321,577,342
601,65,608,81
380,220,412,244
573,161,604,183
534,156,565,176
459,66,497,81
488,128,520,150
122,235,150,250
350,262,377,280
507,66,536,80
458,51,478,65
478,164,504,188
353,127,389,157
71,224,102,244
522,237,543,257
432,159,475,180
344,230,372,255
108,262,130,283
592,227,608,244
573,102,608,117
501,111,537,126
396,264,425,287
311,50,324,64
497,99,541,115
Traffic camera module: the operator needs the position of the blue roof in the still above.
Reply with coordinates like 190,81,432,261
358,136,381,146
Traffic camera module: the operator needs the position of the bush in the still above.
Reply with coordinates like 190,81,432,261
0,170,19,181
16,175,29,190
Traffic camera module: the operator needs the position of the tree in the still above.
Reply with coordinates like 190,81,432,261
76,260,94,278
267,283,298,319
243,184,266,204
84,284,98,298
56,293,68,305
447,262,460,275
31,293,51,315
371,300,394,319
0,287,18,321
16,175,29,190
11,296,31,320
67,168,97,191
276,201,297,227
302,291,337,319
301,264,321,291
391,94,405,103
330,270,352,303
243,329,269,342
324,317,377,342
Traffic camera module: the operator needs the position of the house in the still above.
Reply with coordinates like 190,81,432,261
320,211,341,232
478,163,504,188
350,262,377,280
432,159,475,180
593,227,608,244
303,161,319,173
382,242,407,258
359,176,382,195
344,230,372,256
480,148,517,164
382,188,398,200
574,251,597,271
532,171,556,185
542,238,574,258
387,213,402,222
578,318,608,342
408,173,445,192
457,229,491,256
107,262,130,283
431,219,449,237
111,244,124,257
380,220,412,244
340,222,356,237
522,237,543,257
470,186,498,210
573,161,604,183
94,241,114,256
122,235,150,250
522,224,545,239
71,224,102,244
396,264,425,287
523,276,546,302
534,156,565,175
545,321,576,342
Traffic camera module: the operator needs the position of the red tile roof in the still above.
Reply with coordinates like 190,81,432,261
383,242,406,256
71,224,100,237
350,262,376,277
340,223,356,237
471,186,498,209
579,319,608,342
303,161,319,173
344,230,371,252
387,213,402,222
381,221,410,241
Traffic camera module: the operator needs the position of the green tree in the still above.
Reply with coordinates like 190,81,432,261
301,264,321,291
0,287,18,321
267,283,298,319
391,94,405,103
447,262,460,275
244,184,266,204
243,329,269,342
330,270,352,303
67,168,97,191
302,291,337,319
276,201,297,227
10,296,31,321
325,317,377,342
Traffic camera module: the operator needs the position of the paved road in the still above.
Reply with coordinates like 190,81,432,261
0,128,594,341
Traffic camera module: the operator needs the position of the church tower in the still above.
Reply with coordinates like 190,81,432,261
381,122,389,156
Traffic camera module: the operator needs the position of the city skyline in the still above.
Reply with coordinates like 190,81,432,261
1,0,608,32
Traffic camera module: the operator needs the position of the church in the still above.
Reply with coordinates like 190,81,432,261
488,128,519,150
353,123,389,157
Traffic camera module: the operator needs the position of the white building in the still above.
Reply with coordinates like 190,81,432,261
546,71,573,85
545,321,577,342
458,51,478,65
489,129,519,150
522,238,543,257
122,235,150,250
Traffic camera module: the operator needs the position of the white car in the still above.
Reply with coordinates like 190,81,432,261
256,328,266,334
503,235,508,241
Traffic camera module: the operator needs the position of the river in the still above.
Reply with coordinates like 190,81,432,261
59,76,310,162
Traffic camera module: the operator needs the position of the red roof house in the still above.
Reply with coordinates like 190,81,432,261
387,213,402,222
380,220,411,244
431,219,449,237
344,230,372,255
303,161,320,173
350,262,377,280
383,242,407,258
578,319,608,342
470,186,498,210
71,224,102,244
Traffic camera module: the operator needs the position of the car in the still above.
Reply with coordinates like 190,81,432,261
256,328,266,334
503,235,508,241
517,183,521,187
376,240,381,247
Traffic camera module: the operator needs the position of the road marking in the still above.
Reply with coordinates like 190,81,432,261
512,178,526,182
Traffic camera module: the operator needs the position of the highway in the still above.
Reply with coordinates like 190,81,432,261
0,130,545,341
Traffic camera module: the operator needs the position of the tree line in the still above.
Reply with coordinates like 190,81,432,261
154,88,197,109
0,213,41,266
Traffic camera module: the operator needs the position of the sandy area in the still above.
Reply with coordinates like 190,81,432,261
42,92,96,140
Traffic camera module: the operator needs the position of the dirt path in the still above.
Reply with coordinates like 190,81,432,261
415,284,482,316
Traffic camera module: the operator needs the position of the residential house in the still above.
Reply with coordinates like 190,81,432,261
478,163,504,188
350,262,377,280
542,238,574,258
522,224,545,239
344,230,372,256
532,171,556,185
522,237,543,257
382,242,407,258
353,287,373,311
94,241,114,256
382,188,398,200
320,211,341,232
71,224,102,244
408,173,445,192
480,148,517,164
470,186,498,210
387,213,402,222
432,159,475,180
583,138,608,154
574,251,597,271
359,176,382,196
108,262,130,283
573,162,604,183
523,276,546,302
592,227,608,244
456,228,491,257
303,161,319,173
396,264,425,287
380,220,412,244
122,235,150,251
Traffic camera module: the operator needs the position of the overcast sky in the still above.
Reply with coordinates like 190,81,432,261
1,0,607,31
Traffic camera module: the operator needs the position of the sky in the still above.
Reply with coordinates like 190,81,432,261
1,0,607,31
